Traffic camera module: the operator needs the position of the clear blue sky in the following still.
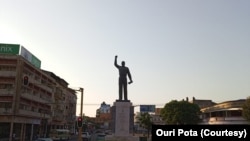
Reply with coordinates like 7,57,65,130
1,0,249,117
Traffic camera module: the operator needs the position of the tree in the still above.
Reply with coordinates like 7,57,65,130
136,112,152,138
242,97,250,122
160,100,201,124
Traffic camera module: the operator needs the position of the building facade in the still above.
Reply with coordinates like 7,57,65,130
95,102,111,129
200,99,250,124
0,43,77,141
43,71,77,134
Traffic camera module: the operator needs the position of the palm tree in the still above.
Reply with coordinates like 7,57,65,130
136,112,152,138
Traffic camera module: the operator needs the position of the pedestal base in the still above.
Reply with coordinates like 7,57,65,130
113,101,133,136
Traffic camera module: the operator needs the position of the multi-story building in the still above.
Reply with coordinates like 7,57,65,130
151,108,164,125
184,97,249,124
200,99,250,124
42,70,77,134
95,102,111,129
0,43,77,141
189,97,216,109
96,101,111,115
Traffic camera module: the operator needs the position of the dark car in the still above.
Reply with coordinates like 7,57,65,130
96,133,105,141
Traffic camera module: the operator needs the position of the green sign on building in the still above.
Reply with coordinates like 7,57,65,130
20,46,41,69
0,43,20,55
31,55,41,68
0,43,41,69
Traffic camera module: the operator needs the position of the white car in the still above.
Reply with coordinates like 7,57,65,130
81,132,91,141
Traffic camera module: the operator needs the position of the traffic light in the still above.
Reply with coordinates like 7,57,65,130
77,117,83,128
23,76,29,86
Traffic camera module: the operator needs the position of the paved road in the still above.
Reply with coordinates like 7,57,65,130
68,134,104,141
89,133,105,141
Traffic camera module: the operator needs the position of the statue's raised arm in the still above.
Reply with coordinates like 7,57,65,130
114,55,119,68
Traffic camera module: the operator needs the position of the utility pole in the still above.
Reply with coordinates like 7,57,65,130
77,88,84,141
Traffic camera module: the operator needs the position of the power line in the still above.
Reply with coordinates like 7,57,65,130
77,103,165,106
43,102,165,106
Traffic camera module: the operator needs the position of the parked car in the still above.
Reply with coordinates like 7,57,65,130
96,133,106,141
105,130,112,135
35,138,53,141
81,132,91,141
49,129,71,140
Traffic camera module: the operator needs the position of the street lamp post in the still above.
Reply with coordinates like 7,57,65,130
77,88,84,141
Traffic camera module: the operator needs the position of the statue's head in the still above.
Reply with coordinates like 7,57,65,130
121,61,125,66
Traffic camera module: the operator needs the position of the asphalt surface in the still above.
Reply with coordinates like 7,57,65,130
68,133,104,141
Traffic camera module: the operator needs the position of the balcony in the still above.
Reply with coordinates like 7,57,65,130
0,107,13,114
52,115,64,121
0,71,16,77
19,109,41,118
201,116,249,124
29,77,53,93
22,93,52,103
0,89,15,95
39,84,53,93
225,117,246,121
19,109,51,119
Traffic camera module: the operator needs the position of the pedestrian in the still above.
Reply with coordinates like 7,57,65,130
12,133,16,141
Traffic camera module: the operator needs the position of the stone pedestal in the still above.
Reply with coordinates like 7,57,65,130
106,100,139,141
114,101,131,136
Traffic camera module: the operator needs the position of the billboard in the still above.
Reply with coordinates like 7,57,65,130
0,43,41,69
20,46,41,68
140,105,156,113
0,43,20,55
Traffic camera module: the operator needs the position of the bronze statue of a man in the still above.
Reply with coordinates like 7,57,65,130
114,55,133,101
